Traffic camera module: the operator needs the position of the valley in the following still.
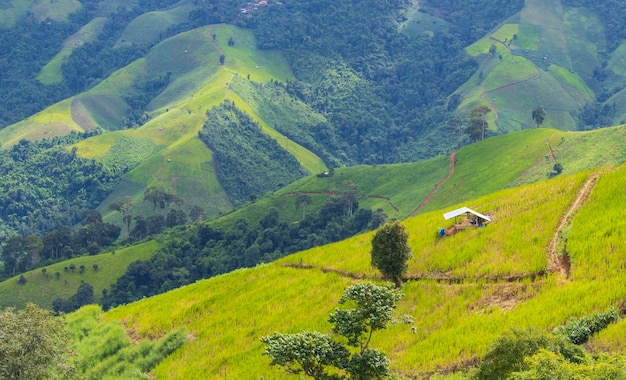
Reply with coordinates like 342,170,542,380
0,0,626,378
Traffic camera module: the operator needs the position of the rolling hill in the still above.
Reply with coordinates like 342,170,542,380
1,1,626,376
2,0,625,240
455,0,626,133
1,124,623,312
68,156,626,379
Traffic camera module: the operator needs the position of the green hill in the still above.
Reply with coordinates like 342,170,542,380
455,0,626,132
0,240,160,310
80,159,626,378
2,126,623,311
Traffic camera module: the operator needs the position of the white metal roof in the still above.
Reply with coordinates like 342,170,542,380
443,206,491,222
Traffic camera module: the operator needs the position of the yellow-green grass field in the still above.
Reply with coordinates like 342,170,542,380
91,162,626,378
0,240,160,309
0,99,83,148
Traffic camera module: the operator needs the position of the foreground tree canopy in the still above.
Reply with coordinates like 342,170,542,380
0,303,73,379
262,282,405,380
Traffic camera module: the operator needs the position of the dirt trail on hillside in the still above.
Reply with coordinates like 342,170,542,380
481,69,540,120
547,173,600,277
408,152,456,218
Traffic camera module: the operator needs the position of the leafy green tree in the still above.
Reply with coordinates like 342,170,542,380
510,350,626,380
330,283,403,380
466,105,492,142
262,282,404,379
143,187,183,214
109,196,134,237
474,327,583,380
295,193,313,220
532,105,545,128
261,331,349,380
552,307,618,344
370,208,388,230
0,303,73,379
370,221,413,287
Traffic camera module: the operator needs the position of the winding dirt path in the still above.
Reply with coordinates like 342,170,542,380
408,152,457,218
547,173,600,277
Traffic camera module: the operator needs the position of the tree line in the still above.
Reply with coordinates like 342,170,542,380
102,193,387,309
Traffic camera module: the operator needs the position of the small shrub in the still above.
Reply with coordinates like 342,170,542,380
553,308,619,344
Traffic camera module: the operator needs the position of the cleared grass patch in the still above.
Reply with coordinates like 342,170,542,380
547,64,594,99
0,99,81,148
492,24,519,43
0,241,160,309
115,2,195,48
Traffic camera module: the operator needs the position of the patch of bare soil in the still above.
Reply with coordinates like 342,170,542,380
470,282,541,313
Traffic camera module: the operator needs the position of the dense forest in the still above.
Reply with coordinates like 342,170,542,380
198,102,308,205
246,0,524,163
0,134,120,242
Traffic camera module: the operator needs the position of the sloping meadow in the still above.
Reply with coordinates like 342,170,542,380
81,162,626,378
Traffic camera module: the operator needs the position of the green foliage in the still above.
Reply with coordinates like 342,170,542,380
370,221,413,287
0,137,121,246
0,303,73,379
261,331,349,380
465,105,492,142
263,282,403,379
330,283,404,350
553,308,619,345
105,195,377,308
510,350,626,380
198,101,307,205
474,327,584,380
53,281,95,314
532,106,546,128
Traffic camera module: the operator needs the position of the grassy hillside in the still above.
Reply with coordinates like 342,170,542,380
1,126,623,312
212,125,626,230
455,0,624,132
0,240,160,310
91,161,626,378
0,23,324,222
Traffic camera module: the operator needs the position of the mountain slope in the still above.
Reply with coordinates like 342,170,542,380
454,0,626,132
1,125,623,308
93,161,626,378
